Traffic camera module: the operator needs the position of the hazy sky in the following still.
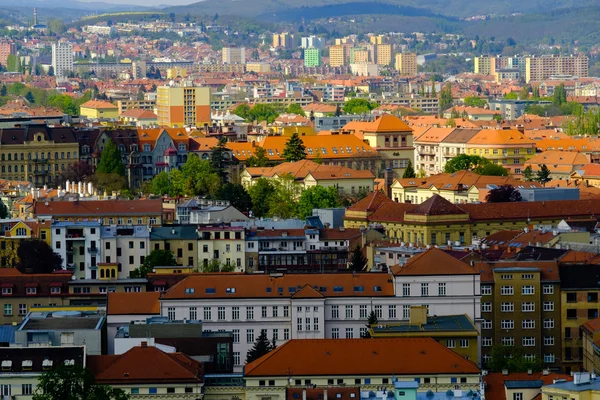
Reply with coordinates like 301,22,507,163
77,0,200,6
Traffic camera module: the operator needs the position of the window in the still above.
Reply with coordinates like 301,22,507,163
167,307,175,320
501,286,514,295
438,283,446,296
522,302,535,312
501,320,514,330
522,337,535,347
345,328,354,338
22,384,32,395
544,336,555,346
544,354,555,363
402,283,411,297
482,337,492,347
218,306,225,320
566,293,577,303
247,329,254,343
246,307,254,320
403,305,410,319
232,306,240,320
345,305,353,318
446,339,456,348
543,285,554,295
189,307,197,320
149,388,157,394
3,304,12,316
544,319,555,329
26,287,36,295
283,306,289,317
388,305,397,319
482,320,492,330
482,302,492,312
522,320,535,329
589,293,599,302
374,305,382,319
314,317,319,331
522,285,535,295
543,302,554,311
284,328,290,340
232,329,240,343
360,305,368,318
204,307,212,320
18,304,27,315
262,306,268,318
501,302,514,312
501,274,513,280
421,283,429,296
331,305,339,319
460,339,469,348
502,337,515,346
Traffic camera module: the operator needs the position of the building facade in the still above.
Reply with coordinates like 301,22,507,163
51,41,73,79
156,85,211,128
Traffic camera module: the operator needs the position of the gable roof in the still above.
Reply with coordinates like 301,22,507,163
80,100,117,110
343,114,413,134
33,199,163,217
244,338,480,377
391,248,478,276
467,129,535,146
107,292,160,316
406,194,467,216
88,345,203,384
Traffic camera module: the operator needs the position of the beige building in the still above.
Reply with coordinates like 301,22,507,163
329,45,346,67
222,47,245,64
150,226,198,267
526,55,589,83
100,225,150,279
473,56,496,75
156,85,211,128
246,63,271,73
395,53,417,76
197,226,245,271
375,44,392,66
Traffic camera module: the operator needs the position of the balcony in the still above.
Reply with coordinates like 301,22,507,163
32,158,49,164
87,247,99,254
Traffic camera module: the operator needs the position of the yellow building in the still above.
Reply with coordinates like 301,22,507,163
166,67,188,79
246,63,271,73
150,226,198,267
352,49,370,64
370,34,385,45
376,44,392,66
79,100,119,119
465,129,536,176
473,56,496,75
329,45,346,67
368,306,479,362
156,85,211,128
153,265,195,274
197,226,245,272
0,124,80,186
582,318,600,374
395,53,418,76
0,220,50,267
542,374,600,400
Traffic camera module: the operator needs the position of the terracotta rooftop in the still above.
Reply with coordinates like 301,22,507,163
107,292,160,316
245,338,480,377
391,247,478,276
406,194,467,216
33,199,163,217
80,100,118,109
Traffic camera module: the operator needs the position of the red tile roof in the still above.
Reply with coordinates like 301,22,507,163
391,248,478,276
107,292,160,315
88,345,203,384
33,199,163,217
406,194,467,216
245,338,480,377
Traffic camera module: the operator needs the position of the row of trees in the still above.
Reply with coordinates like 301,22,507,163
0,82,92,116
443,154,509,176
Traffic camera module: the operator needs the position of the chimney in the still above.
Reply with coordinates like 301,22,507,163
409,305,427,326
141,341,147,348
302,390,307,400
324,389,328,400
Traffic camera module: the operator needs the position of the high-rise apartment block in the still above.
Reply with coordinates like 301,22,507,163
375,44,392,66
301,36,324,49
131,60,146,79
51,41,74,79
156,85,211,128
304,48,321,67
272,33,296,49
0,42,16,68
395,53,418,76
351,48,370,64
473,56,497,75
525,55,588,83
329,45,346,67
370,34,386,45
222,47,246,64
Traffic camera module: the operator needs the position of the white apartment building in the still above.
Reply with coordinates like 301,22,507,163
101,225,150,279
413,127,455,175
198,226,246,272
51,41,73,79
222,47,246,64
52,221,102,279
159,248,481,372
437,128,481,173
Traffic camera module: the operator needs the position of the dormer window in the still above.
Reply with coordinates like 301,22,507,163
1,360,12,371
42,359,53,370
22,360,32,371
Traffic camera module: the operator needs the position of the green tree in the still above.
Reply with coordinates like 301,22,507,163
246,146,270,167
552,83,567,106
402,160,416,178
216,183,252,212
430,78,436,97
535,164,552,186
487,344,542,373
463,96,487,107
150,171,171,196
0,85,6,96
202,259,235,272
6,54,18,72
518,85,530,100
96,140,125,176
33,364,129,400
130,249,176,278
361,310,378,338
210,137,231,182
439,83,453,111
485,185,522,202
522,165,533,182
348,244,367,272
443,154,487,173
246,329,276,364
249,178,276,218
25,91,35,103
504,92,518,100
233,103,251,120
476,163,509,176
181,154,222,197
286,103,305,116
47,19,65,35
268,175,300,218
282,132,306,162
16,240,63,274
297,186,341,219
343,98,377,114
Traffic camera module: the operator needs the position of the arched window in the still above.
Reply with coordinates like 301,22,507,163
54,152,58,159
111,269,116,278
7,154,11,161
100,269,105,278
8,166,11,173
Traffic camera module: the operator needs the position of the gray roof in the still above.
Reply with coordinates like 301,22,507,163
0,326,15,343
150,225,198,240
504,380,544,389
545,379,600,392
101,225,150,238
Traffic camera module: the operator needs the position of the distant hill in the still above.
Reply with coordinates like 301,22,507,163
164,0,598,18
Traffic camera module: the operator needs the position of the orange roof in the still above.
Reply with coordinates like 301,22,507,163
535,137,600,153
107,292,160,315
120,108,157,119
246,160,374,181
89,345,203,384
80,100,117,110
161,273,395,300
343,113,413,134
33,199,163,217
467,129,535,146
391,247,478,276
525,150,589,168
573,163,600,178
414,127,456,143
245,338,480,377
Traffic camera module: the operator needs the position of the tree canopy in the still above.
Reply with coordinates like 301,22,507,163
282,132,307,162
130,249,176,278
248,178,276,218
149,155,222,198
216,183,252,212
444,154,508,176
487,344,542,373
96,140,125,176
246,146,269,167
463,96,487,108
485,185,523,202
246,330,276,364
297,186,341,219
17,240,63,274
343,98,378,114
535,164,552,186
348,244,367,272
402,160,416,178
